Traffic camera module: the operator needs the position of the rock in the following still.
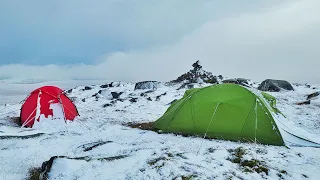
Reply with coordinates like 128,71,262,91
82,98,86,102
156,92,167,101
306,92,320,100
258,79,294,92
84,86,92,91
236,78,249,84
103,103,113,108
187,84,195,89
67,89,73,93
147,97,152,101
110,100,117,104
167,99,177,105
140,90,155,97
177,82,197,90
111,82,121,87
100,84,109,88
40,156,57,180
111,92,123,99
92,93,100,98
296,100,311,105
129,98,138,103
222,78,250,87
134,81,160,90
192,60,202,71
115,109,126,112
69,97,77,102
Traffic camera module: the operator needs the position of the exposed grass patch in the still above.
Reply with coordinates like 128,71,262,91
181,175,196,180
27,167,41,180
172,175,197,180
147,151,188,171
147,157,167,166
227,147,269,176
125,122,156,131
9,116,22,126
97,155,129,162
227,147,246,164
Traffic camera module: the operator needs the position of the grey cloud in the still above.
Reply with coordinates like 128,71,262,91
0,0,319,84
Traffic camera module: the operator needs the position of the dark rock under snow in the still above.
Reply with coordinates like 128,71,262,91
100,84,109,88
134,81,160,90
306,92,320,100
258,79,294,92
111,92,123,99
84,86,93,91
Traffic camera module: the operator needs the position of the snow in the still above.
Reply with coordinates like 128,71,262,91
0,80,320,180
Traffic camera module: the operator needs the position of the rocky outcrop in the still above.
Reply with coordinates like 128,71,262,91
258,79,294,92
171,60,218,84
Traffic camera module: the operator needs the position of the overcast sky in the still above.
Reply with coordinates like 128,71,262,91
0,0,319,83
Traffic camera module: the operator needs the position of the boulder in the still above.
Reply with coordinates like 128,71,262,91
258,79,294,92
134,81,160,90
111,92,123,99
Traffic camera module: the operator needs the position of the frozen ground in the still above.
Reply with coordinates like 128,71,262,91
0,80,320,180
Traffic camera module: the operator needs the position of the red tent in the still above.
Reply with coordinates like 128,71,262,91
20,86,79,128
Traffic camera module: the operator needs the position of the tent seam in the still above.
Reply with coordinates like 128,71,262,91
239,98,256,139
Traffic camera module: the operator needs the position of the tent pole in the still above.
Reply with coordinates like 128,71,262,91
58,94,67,124
196,102,221,155
254,98,258,160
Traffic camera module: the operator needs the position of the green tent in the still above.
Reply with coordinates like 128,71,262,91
154,83,285,146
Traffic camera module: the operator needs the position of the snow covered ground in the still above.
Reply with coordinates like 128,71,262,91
0,80,320,180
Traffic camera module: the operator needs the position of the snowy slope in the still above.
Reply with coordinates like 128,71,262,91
0,81,320,180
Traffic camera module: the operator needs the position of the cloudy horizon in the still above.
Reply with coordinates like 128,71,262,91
1,0,320,84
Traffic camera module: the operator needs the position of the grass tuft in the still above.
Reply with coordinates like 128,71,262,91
227,147,269,176
27,167,41,180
